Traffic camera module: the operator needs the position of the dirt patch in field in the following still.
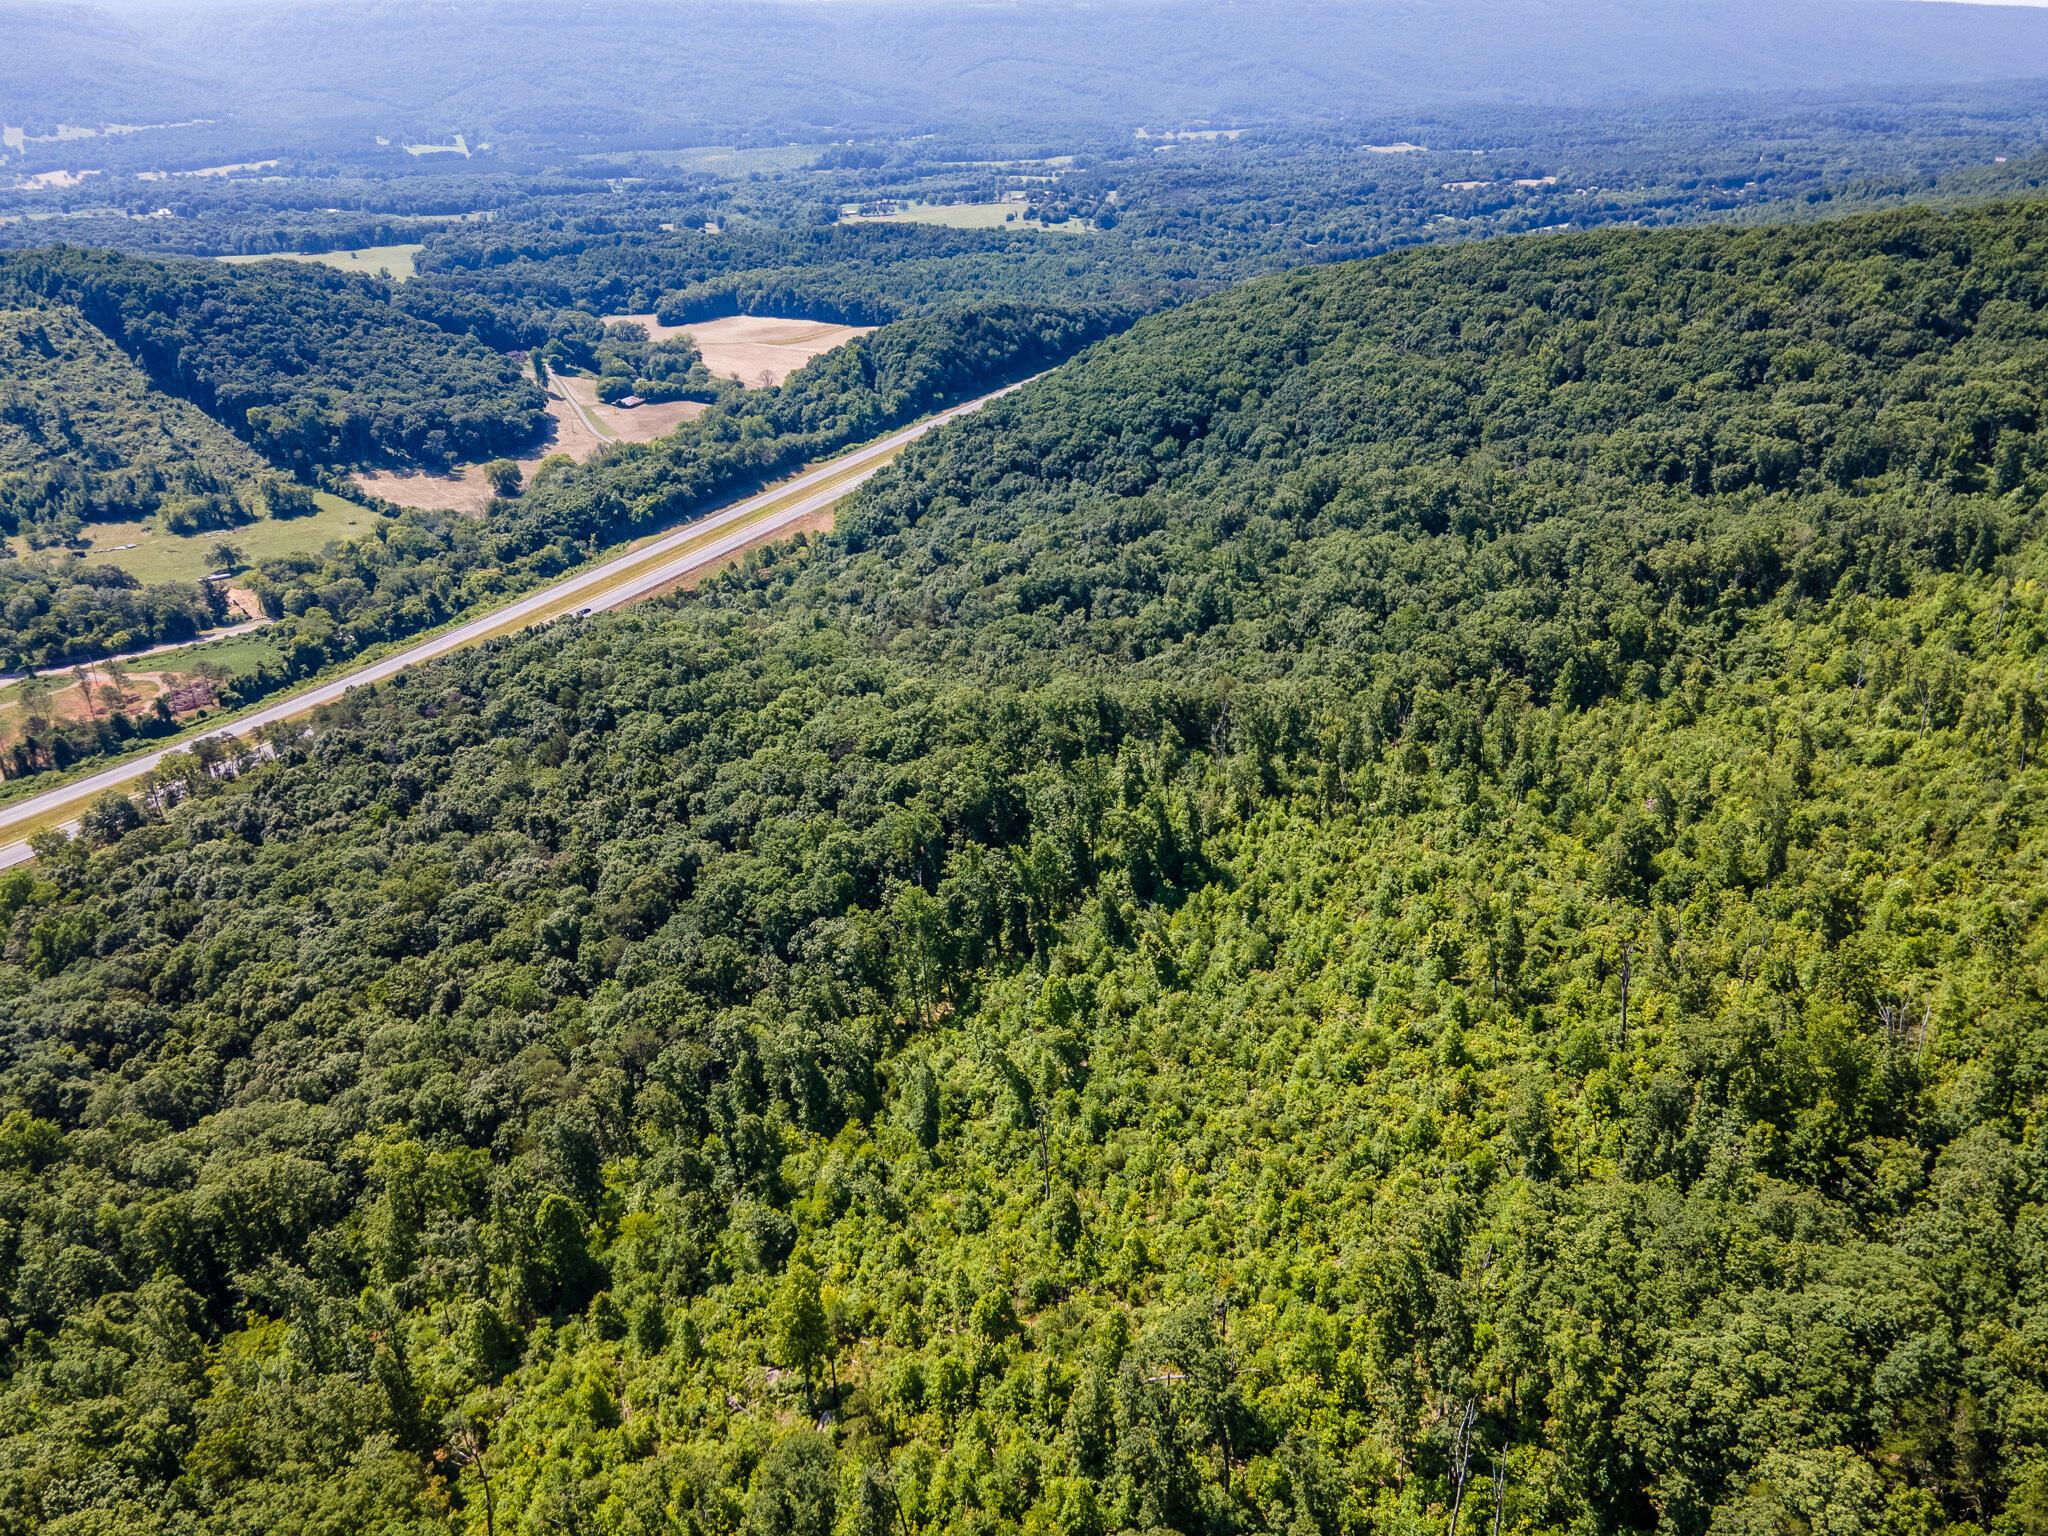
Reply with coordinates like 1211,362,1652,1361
615,399,704,439
355,462,523,516
602,314,872,388
5,664,171,731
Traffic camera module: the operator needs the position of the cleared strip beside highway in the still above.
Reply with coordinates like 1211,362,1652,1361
0,378,1030,867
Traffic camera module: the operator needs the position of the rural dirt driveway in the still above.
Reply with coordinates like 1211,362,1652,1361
0,380,1030,867
549,373,617,442
0,616,271,685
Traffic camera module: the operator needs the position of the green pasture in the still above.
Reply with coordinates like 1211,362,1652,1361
148,630,287,676
219,243,422,280
80,491,378,583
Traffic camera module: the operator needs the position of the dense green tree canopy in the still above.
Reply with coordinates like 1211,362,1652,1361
0,201,2044,1536
0,554,224,671
0,302,271,545
0,248,547,469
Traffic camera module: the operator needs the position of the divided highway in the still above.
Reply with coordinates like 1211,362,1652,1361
0,379,1029,867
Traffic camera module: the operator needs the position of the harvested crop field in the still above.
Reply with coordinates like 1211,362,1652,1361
601,314,871,388
554,374,707,443
351,464,499,515
353,383,703,515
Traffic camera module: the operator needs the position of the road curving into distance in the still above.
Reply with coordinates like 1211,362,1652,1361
0,377,1033,868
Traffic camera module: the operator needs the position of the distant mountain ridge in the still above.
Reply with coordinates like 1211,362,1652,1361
10,0,2048,163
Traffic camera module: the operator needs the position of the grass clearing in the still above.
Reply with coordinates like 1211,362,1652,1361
219,243,423,280
602,144,817,175
151,631,286,675
80,492,378,582
839,200,1086,232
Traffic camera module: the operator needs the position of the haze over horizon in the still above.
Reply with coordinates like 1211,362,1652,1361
12,0,2048,167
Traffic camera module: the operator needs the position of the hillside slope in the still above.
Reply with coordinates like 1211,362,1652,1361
0,248,547,472
0,302,269,542
0,205,2045,1536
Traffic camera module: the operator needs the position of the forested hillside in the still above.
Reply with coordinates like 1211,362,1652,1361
0,303,269,543
0,249,547,470
412,223,1160,327
0,203,2046,1536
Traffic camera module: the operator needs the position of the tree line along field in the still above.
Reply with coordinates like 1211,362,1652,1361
0,199,2044,1536
76,488,371,583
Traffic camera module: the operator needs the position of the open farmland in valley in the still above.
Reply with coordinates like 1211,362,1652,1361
601,313,872,386
78,490,372,583
219,241,424,279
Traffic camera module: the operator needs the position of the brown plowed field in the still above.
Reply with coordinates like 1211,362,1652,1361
601,314,871,388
